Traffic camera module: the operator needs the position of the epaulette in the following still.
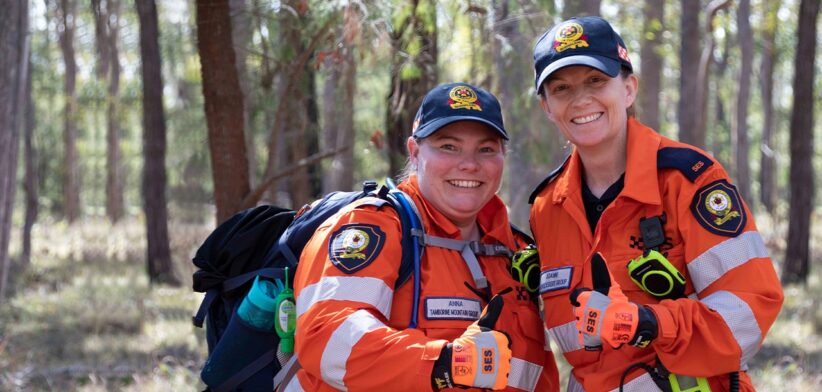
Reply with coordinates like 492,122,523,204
528,154,571,204
656,147,714,182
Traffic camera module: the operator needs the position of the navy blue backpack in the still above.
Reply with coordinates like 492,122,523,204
192,180,421,392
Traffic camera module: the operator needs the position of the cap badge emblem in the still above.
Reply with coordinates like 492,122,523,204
554,22,589,53
448,86,482,111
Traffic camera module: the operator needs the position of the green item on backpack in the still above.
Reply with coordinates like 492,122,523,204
274,267,296,353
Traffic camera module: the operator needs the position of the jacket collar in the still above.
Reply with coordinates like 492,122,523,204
550,118,662,206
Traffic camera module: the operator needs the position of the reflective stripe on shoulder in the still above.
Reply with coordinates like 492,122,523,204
508,357,543,392
607,371,663,392
320,309,387,390
283,372,305,392
687,231,769,293
547,320,582,353
701,290,762,367
297,276,393,319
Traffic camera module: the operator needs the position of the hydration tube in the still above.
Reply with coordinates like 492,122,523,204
385,178,423,328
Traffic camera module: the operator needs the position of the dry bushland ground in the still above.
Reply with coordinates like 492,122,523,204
0,212,819,391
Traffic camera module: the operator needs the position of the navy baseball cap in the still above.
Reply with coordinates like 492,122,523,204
412,82,508,140
533,16,633,94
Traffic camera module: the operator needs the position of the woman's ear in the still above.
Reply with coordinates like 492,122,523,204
624,74,639,107
406,136,419,160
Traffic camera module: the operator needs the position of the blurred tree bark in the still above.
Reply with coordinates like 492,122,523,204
386,0,438,179
696,0,731,152
230,0,257,187
710,26,731,164
758,0,778,214
638,0,664,131
136,0,179,286
491,0,531,227
783,0,819,285
266,0,324,208
196,0,250,223
57,0,80,222
732,0,752,203
321,5,359,194
562,0,601,18
22,56,36,268
0,0,28,304
92,0,124,222
677,0,700,145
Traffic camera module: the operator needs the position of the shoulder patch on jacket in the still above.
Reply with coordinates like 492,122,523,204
528,154,571,204
657,147,713,182
328,223,386,273
690,179,747,237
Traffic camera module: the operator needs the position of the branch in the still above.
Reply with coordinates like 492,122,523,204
262,15,339,181
244,145,350,207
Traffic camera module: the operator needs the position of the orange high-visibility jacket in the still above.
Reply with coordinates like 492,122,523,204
290,176,559,392
529,119,783,392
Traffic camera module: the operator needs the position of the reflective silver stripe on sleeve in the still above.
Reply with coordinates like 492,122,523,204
297,276,393,319
607,371,663,392
702,290,762,366
687,231,769,293
567,374,584,392
507,357,543,392
544,326,551,351
320,309,387,391
547,320,582,353
282,373,305,392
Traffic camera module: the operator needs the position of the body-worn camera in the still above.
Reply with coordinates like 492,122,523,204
627,249,686,300
511,244,540,294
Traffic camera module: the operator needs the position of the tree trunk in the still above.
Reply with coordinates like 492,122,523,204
0,0,28,304
136,0,179,286
677,0,700,145
562,0,601,18
758,0,778,213
196,0,250,223
257,0,322,208
22,52,36,268
230,0,256,188
695,0,731,152
732,0,753,203
492,0,531,228
322,5,358,194
386,0,438,179
58,0,80,222
783,0,819,285
93,0,124,222
710,28,732,164
638,0,664,131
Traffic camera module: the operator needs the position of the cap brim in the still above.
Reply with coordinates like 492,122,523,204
414,116,509,140
535,55,622,93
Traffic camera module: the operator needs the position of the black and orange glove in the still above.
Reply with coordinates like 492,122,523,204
432,289,513,390
569,253,658,350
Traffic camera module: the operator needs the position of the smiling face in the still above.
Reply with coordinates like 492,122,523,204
539,66,637,150
407,121,505,228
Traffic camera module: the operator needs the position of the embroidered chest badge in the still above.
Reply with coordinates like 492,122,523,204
553,22,589,53
691,179,747,237
328,223,385,273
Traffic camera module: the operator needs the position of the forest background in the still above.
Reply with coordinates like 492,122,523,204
0,0,820,390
